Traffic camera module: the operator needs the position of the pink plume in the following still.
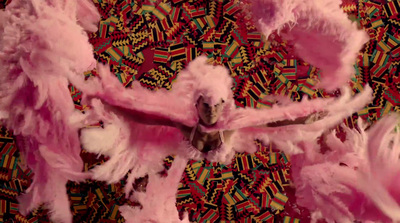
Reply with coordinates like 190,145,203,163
245,0,369,91
0,0,99,221
120,155,190,223
291,114,400,222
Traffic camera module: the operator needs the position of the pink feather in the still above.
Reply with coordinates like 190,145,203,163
0,0,99,221
81,48,373,222
81,55,373,191
245,0,369,91
80,98,204,195
78,57,239,194
76,0,101,33
291,115,400,222
231,85,373,155
120,155,190,223
241,0,298,37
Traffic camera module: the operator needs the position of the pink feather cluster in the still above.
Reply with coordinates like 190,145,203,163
79,60,237,222
0,0,395,223
243,0,369,91
291,115,400,223
173,56,234,106
240,0,298,37
79,60,223,191
119,155,190,223
0,0,99,222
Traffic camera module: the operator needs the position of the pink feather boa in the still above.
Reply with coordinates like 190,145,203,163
0,0,99,222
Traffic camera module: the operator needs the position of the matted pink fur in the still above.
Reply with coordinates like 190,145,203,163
291,115,400,222
245,0,369,91
0,0,99,222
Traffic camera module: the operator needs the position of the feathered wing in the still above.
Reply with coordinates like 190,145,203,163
208,85,372,132
82,54,233,129
0,0,99,222
80,55,237,196
80,99,204,196
280,0,369,91
289,115,400,223
80,105,196,222
229,86,373,154
246,0,369,91
83,63,198,128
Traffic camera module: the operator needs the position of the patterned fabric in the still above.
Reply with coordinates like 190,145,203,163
0,0,399,222
354,0,400,122
175,145,302,222
0,129,51,223
67,151,131,223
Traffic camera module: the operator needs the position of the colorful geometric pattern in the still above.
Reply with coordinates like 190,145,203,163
67,151,132,223
176,144,305,222
0,0,399,222
0,128,52,223
352,0,400,124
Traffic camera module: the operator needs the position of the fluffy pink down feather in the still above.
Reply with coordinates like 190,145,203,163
79,63,209,196
231,86,373,155
119,155,190,223
0,0,99,222
81,56,234,127
80,100,203,188
291,115,400,223
246,0,369,91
